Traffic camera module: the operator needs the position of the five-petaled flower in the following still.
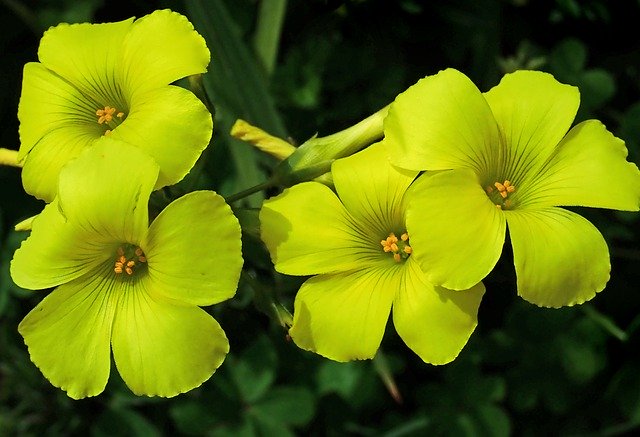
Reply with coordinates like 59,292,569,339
260,142,484,363
17,9,213,202
11,139,243,399
385,68,640,307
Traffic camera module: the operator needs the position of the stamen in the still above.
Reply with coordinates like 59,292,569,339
96,106,116,124
96,105,126,130
114,244,147,276
380,232,412,262
487,179,517,210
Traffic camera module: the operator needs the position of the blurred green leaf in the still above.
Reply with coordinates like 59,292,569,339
473,404,511,437
186,0,289,205
171,401,222,436
186,0,287,137
227,335,278,403
91,407,161,437
619,101,640,165
549,38,587,79
253,0,287,75
249,413,295,437
316,361,364,399
606,362,640,423
577,69,615,112
251,386,315,427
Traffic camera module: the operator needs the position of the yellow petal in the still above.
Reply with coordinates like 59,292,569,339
289,267,398,361
385,68,500,174
392,258,484,364
112,282,229,397
18,272,119,399
506,207,610,308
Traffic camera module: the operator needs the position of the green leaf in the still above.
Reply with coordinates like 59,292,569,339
91,407,161,437
252,386,315,427
186,0,287,137
227,335,278,403
316,360,364,400
253,0,287,75
578,69,616,112
186,0,288,206
171,401,224,436
472,405,511,437
249,413,295,437
549,38,587,79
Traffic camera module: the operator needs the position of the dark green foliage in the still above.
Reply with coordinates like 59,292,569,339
2,0,640,435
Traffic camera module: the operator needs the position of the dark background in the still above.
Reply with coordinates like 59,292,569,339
2,0,640,435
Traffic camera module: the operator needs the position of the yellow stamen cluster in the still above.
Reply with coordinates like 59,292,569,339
96,106,124,124
380,232,412,262
486,180,516,209
114,246,147,276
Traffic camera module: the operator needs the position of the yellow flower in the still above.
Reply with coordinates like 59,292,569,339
18,9,212,202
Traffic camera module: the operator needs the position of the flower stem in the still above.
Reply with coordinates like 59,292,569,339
580,304,628,342
224,180,274,204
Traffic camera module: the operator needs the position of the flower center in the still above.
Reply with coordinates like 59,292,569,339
114,244,146,276
485,180,516,210
96,105,126,136
380,232,412,263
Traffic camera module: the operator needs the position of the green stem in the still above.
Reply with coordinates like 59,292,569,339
580,304,628,342
290,103,390,169
274,104,390,186
224,179,274,204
